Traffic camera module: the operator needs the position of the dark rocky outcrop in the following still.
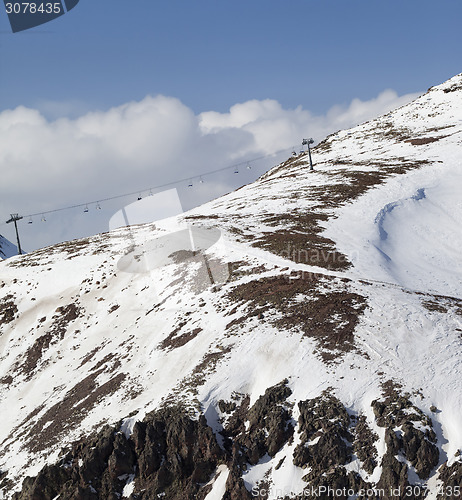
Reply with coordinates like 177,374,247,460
13,406,224,500
288,392,383,499
0,294,18,326
10,382,445,500
372,381,439,481
12,381,295,500
292,392,356,499
352,415,379,474
222,380,294,466
293,392,352,471
436,460,462,499
13,424,132,500
372,381,439,499
131,407,223,497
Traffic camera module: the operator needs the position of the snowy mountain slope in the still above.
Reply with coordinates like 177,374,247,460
0,235,17,260
0,74,461,499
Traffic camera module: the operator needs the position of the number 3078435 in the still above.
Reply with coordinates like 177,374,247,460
5,3,62,14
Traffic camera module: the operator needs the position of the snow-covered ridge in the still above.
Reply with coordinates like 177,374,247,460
1,73,462,499
0,235,17,260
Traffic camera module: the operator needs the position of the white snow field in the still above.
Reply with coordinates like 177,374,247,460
0,73,461,499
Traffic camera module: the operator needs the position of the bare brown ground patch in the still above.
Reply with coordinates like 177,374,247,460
159,327,203,351
0,293,18,326
405,136,446,145
78,345,104,368
89,352,122,373
226,272,367,361
421,294,462,317
24,370,127,453
247,159,430,270
254,213,350,271
17,303,82,379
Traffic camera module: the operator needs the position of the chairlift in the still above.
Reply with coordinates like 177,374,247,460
199,177,204,184
246,163,252,170
137,194,142,201
96,202,102,210
28,217,33,224
41,214,46,222
234,168,239,174
84,205,89,213
188,180,193,187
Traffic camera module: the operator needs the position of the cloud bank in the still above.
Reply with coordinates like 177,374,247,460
0,89,420,251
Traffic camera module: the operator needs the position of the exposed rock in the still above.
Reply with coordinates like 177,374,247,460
222,380,294,465
222,469,253,500
376,452,412,499
13,424,133,500
293,392,352,473
3,74,462,500
13,405,225,500
8,384,446,500
132,406,223,497
300,469,364,500
437,460,462,499
24,371,126,454
370,381,439,499
218,400,237,414
352,415,379,474
289,393,378,500
0,294,18,326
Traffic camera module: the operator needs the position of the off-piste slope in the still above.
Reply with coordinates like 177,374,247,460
0,74,461,499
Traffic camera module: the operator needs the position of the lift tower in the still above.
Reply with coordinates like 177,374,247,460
302,138,315,171
6,214,23,255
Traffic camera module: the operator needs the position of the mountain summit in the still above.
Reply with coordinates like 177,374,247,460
1,74,461,499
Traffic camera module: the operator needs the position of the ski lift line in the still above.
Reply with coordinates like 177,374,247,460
20,146,295,220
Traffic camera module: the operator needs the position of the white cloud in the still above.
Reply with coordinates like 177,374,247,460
325,89,421,129
0,89,421,251
199,89,421,153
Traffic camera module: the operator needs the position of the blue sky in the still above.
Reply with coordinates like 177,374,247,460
1,0,461,115
1,0,461,251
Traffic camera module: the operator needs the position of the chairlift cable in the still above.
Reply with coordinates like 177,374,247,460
17,145,297,220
